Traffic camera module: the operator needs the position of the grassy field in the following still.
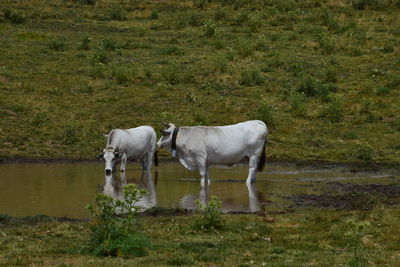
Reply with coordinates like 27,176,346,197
0,0,399,164
1,206,400,266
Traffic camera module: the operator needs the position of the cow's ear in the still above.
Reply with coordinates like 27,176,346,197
96,153,104,159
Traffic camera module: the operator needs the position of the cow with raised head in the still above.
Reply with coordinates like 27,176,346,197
157,120,268,184
97,126,158,174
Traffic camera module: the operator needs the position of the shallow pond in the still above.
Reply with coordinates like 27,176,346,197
0,161,398,218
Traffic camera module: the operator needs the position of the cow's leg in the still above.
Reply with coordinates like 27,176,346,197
196,156,210,186
120,154,127,172
246,155,258,183
141,154,148,170
146,150,154,170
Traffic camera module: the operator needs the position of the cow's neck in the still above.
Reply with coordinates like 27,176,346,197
171,127,179,157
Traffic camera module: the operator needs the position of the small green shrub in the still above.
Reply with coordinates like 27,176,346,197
235,38,254,57
297,74,318,97
342,132,359,140
319,83,338,99
350,0,394,10
161,63,180,84
110,64,136,84
321,8,339,32
149,10,159,19
202,19,217,37
387,75,400,89
188,13,204,27
255,34,268,52
193,196,223,231
255,101,276,127
109,5,127,21
351,143,374,163
62,123,79,145
233,10,249,25
375,87,390,95
91,49,109,65
320,95,344,123
239,68,264,86
2,8,25,24
48,38,66,51
158,46,184,56
174,16,187,29
286,59,304,77
289,92,307,117
214,38,225,49
214,8,227,21
100,38,119,51
382,39,395,53
316,33,335,54
79,0,97,5
248,15,262,33
79,34,92,50
324,67,338,83
31,111,49,127
86,184,150,257
213,55,228,72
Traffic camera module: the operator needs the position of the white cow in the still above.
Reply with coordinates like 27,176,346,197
157,120,268,183
97,126,158,174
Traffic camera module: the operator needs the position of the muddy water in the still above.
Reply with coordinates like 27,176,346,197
0,162,397,218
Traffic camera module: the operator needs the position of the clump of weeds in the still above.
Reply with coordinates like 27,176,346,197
86,184,150,257
2,7,25,24
193,196,224,231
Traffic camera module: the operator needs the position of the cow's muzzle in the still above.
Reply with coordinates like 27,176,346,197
105,169,112,175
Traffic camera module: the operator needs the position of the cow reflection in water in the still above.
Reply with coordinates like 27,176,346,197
103,170,157,210
180,182,264,213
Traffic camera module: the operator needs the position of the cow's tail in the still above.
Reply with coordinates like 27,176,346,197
257,137,267,172
154,149,158,167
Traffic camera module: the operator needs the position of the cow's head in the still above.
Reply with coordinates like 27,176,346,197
96,147,122,174
157,123,176,151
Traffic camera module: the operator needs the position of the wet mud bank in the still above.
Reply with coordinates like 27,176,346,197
290,182,400,210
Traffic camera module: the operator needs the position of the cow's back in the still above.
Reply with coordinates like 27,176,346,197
114,126,156,159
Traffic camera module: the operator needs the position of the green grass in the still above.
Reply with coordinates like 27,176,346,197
0,0,399,165
1,206,400,265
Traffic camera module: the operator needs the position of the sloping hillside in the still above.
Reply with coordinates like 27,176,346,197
0,0,399,164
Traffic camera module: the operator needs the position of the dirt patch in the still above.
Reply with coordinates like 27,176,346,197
290,182,400,210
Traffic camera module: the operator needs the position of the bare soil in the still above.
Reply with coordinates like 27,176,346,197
290,182,400,210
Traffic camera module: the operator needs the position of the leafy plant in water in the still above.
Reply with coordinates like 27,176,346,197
194,196,223,231
86,184,150,257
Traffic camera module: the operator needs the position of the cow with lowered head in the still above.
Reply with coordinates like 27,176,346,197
97,126,158,174
157,120,267,184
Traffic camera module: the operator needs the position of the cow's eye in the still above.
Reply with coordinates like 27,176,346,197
162,131,170,137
